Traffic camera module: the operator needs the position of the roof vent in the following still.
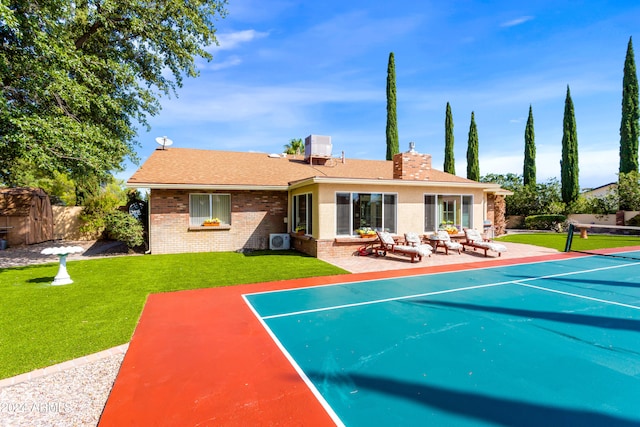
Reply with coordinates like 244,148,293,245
304,135,332,164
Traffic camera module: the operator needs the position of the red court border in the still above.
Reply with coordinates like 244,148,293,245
98,251,605,426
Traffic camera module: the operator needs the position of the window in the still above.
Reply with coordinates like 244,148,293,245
189,193,231,226
424,194,472,232
336,192,397,235
293,193,312,234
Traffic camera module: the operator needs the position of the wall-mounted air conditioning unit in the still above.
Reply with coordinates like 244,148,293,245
269,233,290,250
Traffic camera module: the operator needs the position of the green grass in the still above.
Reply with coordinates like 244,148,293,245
0,251,348,379
495,232,640,252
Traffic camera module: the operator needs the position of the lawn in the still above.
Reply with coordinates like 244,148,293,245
0,251,348,379
495,231,640,251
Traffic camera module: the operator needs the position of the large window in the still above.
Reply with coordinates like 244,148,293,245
336,192,397,235
424,194,472,232
293,193,312,234
189,193,231,226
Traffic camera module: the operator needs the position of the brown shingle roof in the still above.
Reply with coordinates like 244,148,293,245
127,148,479,188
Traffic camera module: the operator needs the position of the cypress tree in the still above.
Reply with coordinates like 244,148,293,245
561,86,580,204
523,105,536,186
386,52,399,160
444,102,455,174
466,111,480,181
619,36,639,174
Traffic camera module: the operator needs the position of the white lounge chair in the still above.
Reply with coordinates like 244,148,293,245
462,228,507,257
373,231,431,262
434,230,463,254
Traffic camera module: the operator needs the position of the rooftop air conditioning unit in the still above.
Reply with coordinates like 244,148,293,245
269,233,290,250
305,135,332,162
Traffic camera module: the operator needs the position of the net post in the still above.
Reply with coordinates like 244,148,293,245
564,223,575,252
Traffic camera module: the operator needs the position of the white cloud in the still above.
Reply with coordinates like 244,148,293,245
155,81,381,125
500,16,534,28
209,55,243,71
211,29,269,52
477,146,618,189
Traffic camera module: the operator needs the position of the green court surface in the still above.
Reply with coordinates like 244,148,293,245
244,253,640,426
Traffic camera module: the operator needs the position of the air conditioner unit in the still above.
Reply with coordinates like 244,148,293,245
304,135,332,162
269,233,290,250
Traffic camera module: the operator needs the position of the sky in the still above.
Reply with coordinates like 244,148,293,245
123,0,640,190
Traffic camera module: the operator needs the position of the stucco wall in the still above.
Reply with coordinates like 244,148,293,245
149,189,287,254
312,183,488,239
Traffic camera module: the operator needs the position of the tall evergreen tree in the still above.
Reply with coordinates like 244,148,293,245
619,36,639,174
466,111,480,181
386,52,399,160
444,102,455,174
561,86,580,204
523,105,536,186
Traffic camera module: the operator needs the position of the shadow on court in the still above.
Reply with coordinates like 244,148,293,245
415,300,640,333
504,273,640,289
305,372,640,427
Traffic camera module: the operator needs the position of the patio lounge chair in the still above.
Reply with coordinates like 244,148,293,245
462,228,507,257
373,231,431,262
434,230,463,255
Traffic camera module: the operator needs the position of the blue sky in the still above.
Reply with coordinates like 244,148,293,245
125,0,640,189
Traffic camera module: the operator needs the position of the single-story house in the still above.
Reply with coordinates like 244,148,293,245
581,182,617,198
127,139,511,258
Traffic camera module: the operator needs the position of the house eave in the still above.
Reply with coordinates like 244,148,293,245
289,176,506,190
126,182,289,191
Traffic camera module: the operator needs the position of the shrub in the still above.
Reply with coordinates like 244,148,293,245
626,214,640,226
80,188,144,249
104,211,144,248
524,214,567,231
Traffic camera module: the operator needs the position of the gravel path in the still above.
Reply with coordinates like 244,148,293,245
1,241,132,427
0,352,125,426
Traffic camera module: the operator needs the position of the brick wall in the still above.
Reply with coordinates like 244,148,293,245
392,151,432,181
294,236,373,259
149,189,287,254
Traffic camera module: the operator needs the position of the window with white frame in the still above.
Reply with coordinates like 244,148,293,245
336,192,397,235
292,193,312,234
189,193,231,226
424,194,472,232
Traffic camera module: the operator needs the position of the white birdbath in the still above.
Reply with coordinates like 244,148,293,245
40,246,84,285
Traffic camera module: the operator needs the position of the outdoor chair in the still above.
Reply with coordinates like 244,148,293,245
462,228,507,257
435,230,463,255
373,231,431,263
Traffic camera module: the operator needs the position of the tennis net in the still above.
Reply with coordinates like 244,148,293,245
564,223,640,260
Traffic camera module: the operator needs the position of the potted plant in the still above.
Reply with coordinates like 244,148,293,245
294,224,306,235
356,227,377,238
203,218,221,226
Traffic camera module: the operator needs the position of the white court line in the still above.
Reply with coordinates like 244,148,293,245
516,282,640,311
259,260,640,320
241,294,346,427
262,282,512,319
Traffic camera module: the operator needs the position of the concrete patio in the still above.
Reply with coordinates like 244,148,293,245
320,241,559,273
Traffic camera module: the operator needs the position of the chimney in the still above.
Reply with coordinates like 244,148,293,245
393,142,431,180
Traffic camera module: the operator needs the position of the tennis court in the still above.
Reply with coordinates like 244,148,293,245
100,248,640,426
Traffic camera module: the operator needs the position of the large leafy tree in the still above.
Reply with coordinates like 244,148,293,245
466,111,480,181
0,0,227,185
561,86,580,204
523,105,536,186
618,171,640,211
444,102,455,174
481,173,562,217
619,36,639,174
385,52,399,160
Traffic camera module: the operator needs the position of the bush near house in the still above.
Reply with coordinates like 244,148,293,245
524,214,567,231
